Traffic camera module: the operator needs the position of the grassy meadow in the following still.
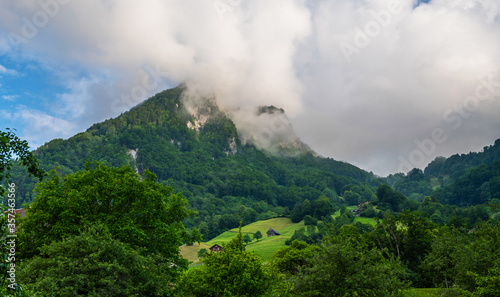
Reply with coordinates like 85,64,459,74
180,217,305,264
181,205,381,265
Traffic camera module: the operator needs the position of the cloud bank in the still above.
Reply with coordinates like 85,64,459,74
0,0,499,175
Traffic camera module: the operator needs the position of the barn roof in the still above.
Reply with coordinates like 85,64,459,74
267,228,281,235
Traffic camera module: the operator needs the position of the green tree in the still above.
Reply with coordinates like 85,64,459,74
17,162,200,285
370,211,435,286
303,214,318,226
178,228,291,296
423,223,500,292
0,129,45,196
197,248,208,259
254,230,263,242
376,184,406,211
18,224,170,296
271,240,317,276
0,129,44,296
472,267,500,297
243,233,252,244
292,225,409,296
344,190,362,205
312,196,336,219
422,226,470,288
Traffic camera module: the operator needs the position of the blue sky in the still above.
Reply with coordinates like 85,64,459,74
0,57,65,142
1,0,500,175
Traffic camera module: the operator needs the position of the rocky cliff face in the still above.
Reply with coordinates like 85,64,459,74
234,105,313,156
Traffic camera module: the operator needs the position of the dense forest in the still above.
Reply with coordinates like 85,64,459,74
1,162,499,296
2,86,500,295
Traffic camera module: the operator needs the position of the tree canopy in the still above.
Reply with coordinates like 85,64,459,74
0,128,45,196
178,227,290,296
17,162,201,293
19,224,171,296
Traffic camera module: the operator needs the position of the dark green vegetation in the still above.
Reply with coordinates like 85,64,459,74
19,224,171,296
15,163,199,296
2,86,500,296
388,140,500,206
0,129,45,197
178,227,291,296
0,129,45,296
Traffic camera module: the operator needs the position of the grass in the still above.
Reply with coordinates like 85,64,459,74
354,216,377,226
180,217,305,265
332,205,357,217
332,206,378,226
181,211,378,265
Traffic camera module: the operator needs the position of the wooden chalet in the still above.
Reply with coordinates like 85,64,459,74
209,244,223,252
267,228,281,237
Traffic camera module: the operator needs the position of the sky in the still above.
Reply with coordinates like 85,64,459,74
0,0,499,176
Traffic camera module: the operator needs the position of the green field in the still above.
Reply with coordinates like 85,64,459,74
332,205,357,217
180,217,305,264
181,213,377,265
332,206,378,226
354,216,377,225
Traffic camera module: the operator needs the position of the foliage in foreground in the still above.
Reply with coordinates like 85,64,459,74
1,129,45,296
0,128,45,197
178,227,291,297
16,163,200,295
286,226,409,297
18,162,200,261
18,224,170,297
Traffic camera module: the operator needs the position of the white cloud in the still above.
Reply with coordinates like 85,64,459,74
293,0,500,175
0,64,18,75
2,95,18,101
0,0,499,175
14,107,77,148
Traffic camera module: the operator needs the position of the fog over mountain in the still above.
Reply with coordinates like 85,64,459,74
1,0,500,175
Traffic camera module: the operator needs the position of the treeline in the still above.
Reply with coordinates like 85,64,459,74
425,139,500,178
269,212,500,296
388,139,500,204
7,163,499,296
284,181,495,247
2,127,500,296
431,161,500,206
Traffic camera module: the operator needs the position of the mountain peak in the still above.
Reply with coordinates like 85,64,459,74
232,105,313,156
256,105,285,116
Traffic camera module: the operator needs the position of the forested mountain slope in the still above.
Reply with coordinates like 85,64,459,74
8,86,374,239
387,139,500,206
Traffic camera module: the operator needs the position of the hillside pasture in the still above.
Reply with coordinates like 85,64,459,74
180,217,305,264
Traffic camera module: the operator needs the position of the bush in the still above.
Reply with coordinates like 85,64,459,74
19,224,170,296
304,215,318,226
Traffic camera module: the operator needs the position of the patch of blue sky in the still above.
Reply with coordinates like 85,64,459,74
0,55,68,133
414,0,432,8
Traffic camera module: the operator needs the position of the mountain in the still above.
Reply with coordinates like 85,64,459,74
8,86,375,239
424,139,500,180
387,138,500,206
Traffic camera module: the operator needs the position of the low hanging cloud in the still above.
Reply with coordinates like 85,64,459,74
294,0,500,175
0,0,499,175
